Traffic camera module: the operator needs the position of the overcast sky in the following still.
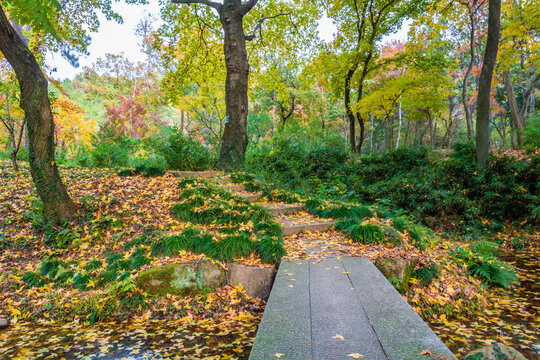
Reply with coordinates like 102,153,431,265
47,1,408,80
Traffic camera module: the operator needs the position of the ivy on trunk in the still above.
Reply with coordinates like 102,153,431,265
0,6,76,222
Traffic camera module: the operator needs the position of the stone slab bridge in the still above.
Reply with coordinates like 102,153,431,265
171,171,457,360
249,257,456,360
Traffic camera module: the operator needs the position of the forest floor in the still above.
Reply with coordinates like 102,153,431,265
0,161,538,359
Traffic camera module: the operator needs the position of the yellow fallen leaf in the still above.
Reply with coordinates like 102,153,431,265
274,353,284,358
332,334,344,340
348,353,364,359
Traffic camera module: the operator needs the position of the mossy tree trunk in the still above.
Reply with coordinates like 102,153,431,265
0,6,76,222
475,0,501,166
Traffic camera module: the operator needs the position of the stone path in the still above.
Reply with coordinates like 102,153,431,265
172,171,457,360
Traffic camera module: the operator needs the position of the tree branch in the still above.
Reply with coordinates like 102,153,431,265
241,0,259,16
246,13,292,41
172,0,222,11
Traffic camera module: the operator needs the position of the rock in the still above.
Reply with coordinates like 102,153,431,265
463,342,527,360
136,259,225,296
374,257,417,294
0,318,8,328
227,263,276,300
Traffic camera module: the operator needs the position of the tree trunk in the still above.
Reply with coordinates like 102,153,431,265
503,70,525,147
503,70,540,147
462,7,477,140
0,6,76,222
476,0,501,166
396,102,402,149
218,2,250,169
344,66,357,152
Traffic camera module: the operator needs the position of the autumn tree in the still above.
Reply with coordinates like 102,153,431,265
499,0,540,147
475,0,501,165
0,0,144,222
162,0,318,169
321,0,423,154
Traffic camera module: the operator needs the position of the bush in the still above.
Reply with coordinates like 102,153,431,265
247,138,538,232
246,131,352,193
149,127,214,171
90,136,138,168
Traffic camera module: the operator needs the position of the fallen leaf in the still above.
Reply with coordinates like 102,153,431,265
348,353,364,359
332,334,344,340
274,353,284,358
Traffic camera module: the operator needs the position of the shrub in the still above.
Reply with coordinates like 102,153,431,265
348,223,386,244
149,127,214,171
91,136,138,168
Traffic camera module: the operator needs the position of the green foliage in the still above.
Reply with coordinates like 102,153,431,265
469,241,500,258
469,259,519,288
214,234,255,262
450,245,518,288
22,272,47,287
164,179,284,264
257,236,287,264
414,263,440,287
348,223,386,244
149,127,214,171
525,110,540,147
72,272,91,291
90,136,137,168
40,258,63,278
117,164,165,178
247,138,538,233
246,131,352,194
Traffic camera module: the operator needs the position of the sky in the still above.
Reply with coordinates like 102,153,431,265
47,1,409,80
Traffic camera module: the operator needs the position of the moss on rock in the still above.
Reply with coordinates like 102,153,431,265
136,260,225,296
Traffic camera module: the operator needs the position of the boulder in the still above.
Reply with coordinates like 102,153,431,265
0,318,8,329
463,342,527,360
227,263,276,300
374,257,417,294
136,259,225,296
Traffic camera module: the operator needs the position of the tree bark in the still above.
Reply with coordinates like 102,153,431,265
344,66,358,152
462,2,477,140
218,1,250,169
503,70,540,147
0,6,76,222
476,0,501,166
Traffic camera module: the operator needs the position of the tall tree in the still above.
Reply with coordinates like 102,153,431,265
475,0,501,165
0,5,76,220
499,0,540,147
166,0,318,169
323,0,422,153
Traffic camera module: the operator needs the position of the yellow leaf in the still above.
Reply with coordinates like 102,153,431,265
348,353,364,359
274,354,284,358
332,334,344,340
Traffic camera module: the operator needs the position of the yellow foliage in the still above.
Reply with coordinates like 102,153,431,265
53,97,97,153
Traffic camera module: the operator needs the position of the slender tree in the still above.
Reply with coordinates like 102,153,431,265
475,0,501,165
0,6,76,221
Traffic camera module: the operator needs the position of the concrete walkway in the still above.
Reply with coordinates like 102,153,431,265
249,257,457,360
